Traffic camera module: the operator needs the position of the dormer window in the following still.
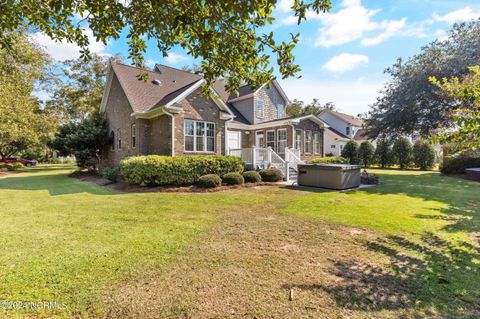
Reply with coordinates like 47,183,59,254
277,104,285,118
255,100,264,118
346,126,350,136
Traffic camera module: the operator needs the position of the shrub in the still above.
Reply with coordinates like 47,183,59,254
341,140,359,164
358,141,375,168
47,157,63,164
413,140,436,170
197,174,222,188
101,167,118,183
310,156,348,164
222,172,244,185
374,139,392,168
0,162,23,171
259,167,283,182
325,152,335,157
440,156,480,174
392,137,413,169
242,171,262,183
120,155,244,186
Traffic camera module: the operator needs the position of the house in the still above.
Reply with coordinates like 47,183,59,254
318,109,374,156
100,63,328,177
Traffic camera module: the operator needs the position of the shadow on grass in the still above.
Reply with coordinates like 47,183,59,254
284,233,480,317
0,166,112,196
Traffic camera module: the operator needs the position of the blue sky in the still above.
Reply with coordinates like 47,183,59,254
33,0,480,116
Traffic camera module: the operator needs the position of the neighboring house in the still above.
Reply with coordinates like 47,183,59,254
100,63,328,175
319,109,374,156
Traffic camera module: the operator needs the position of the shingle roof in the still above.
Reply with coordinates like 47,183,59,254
228,84,256,100
111,63,202,113
327,127,350,140
326,110,364,127
353,128,369,141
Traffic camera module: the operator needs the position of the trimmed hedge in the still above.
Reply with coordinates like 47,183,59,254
222,172,244,185
259,168,283,182
242,171,262,183
441,156,480,174
310,156,349,164
120,155,244,186
198,174,222,188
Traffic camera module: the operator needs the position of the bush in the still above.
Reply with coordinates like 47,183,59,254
413,140,436,170
440,156,480,174
392,137,413,169
325,152,335,157
47,157,63,164
341,140,359,164
120,155,244,186
0,162,23,171
101,167,118,183
242,171,262,183
310,156,348,164
197,174,222,188
222,172,244,185
374,139,392,168
358,141,375,168
259,167,283,182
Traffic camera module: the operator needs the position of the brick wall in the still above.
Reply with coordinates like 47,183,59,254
294,119,324,160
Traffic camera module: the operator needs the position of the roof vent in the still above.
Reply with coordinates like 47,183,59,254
152,79,162,86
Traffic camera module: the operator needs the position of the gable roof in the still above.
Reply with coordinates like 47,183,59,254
353,128,369,141
322,109,364,127
327,127,350,140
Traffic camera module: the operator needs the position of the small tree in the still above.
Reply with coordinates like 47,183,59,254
413,140,436,170
392,137,413,169
49,112,111,171
341,140,359,165
374,139,392,168
358,141,375,168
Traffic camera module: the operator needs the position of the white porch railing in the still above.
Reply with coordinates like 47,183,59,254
229,147,304,182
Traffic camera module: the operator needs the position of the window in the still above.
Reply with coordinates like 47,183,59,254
331,144,336,149
255,131,264,147
184,120,215,152
117,128,122,149
295,129,303,152
255,100,264,118
305,130,312,154
346,126,350,136
111,131,115,150
131,124,136,148
266,130,275,150
313,132,321,155
277,104,285,118
277,129,287,153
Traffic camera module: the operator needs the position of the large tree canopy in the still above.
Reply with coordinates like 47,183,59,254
366,20,480,138
0,0,331,92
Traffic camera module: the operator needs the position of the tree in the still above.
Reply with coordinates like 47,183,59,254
429,65,480,154
413,140,436,170
341,140,359,165
0,0,331,93
0,32,57,158
49,112,112,171
286,98,333,116
366,20,480,138
374,139,392,168
358,141,375,168
47,54,122,122
392,137,413,169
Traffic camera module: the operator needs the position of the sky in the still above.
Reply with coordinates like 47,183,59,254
32,0,480,116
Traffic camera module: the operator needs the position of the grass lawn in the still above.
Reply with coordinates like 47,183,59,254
0,167,479,318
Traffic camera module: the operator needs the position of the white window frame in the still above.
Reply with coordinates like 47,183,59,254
131,123,136,148
295,129,303,153
305,130,312,154
255,130,265,147
266,130,275,150
277,128,287,154
255,100,264,118
184,119,216,153
277,103,285,118
313,131,321,155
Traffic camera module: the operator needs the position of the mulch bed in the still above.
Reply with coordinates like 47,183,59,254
70,171,280,193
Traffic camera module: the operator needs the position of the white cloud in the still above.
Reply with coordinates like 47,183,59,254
31,29,107,61
277,0,293,13
433,7,480,24
323,53,369,74
434,29,449,41
164,52,189,64
314,0,409,47
145,59,155,67
279,76,383,115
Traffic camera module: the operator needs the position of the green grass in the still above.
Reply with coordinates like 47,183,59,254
1,167,479,318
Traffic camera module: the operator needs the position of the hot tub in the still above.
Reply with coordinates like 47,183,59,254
297,164,361,190
466,168,480,182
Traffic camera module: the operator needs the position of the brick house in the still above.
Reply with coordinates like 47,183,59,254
100,63,328,176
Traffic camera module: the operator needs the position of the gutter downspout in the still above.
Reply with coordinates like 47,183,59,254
163,109,175,156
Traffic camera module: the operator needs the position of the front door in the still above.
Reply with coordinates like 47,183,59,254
227,131,241,152
255,131,264,147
